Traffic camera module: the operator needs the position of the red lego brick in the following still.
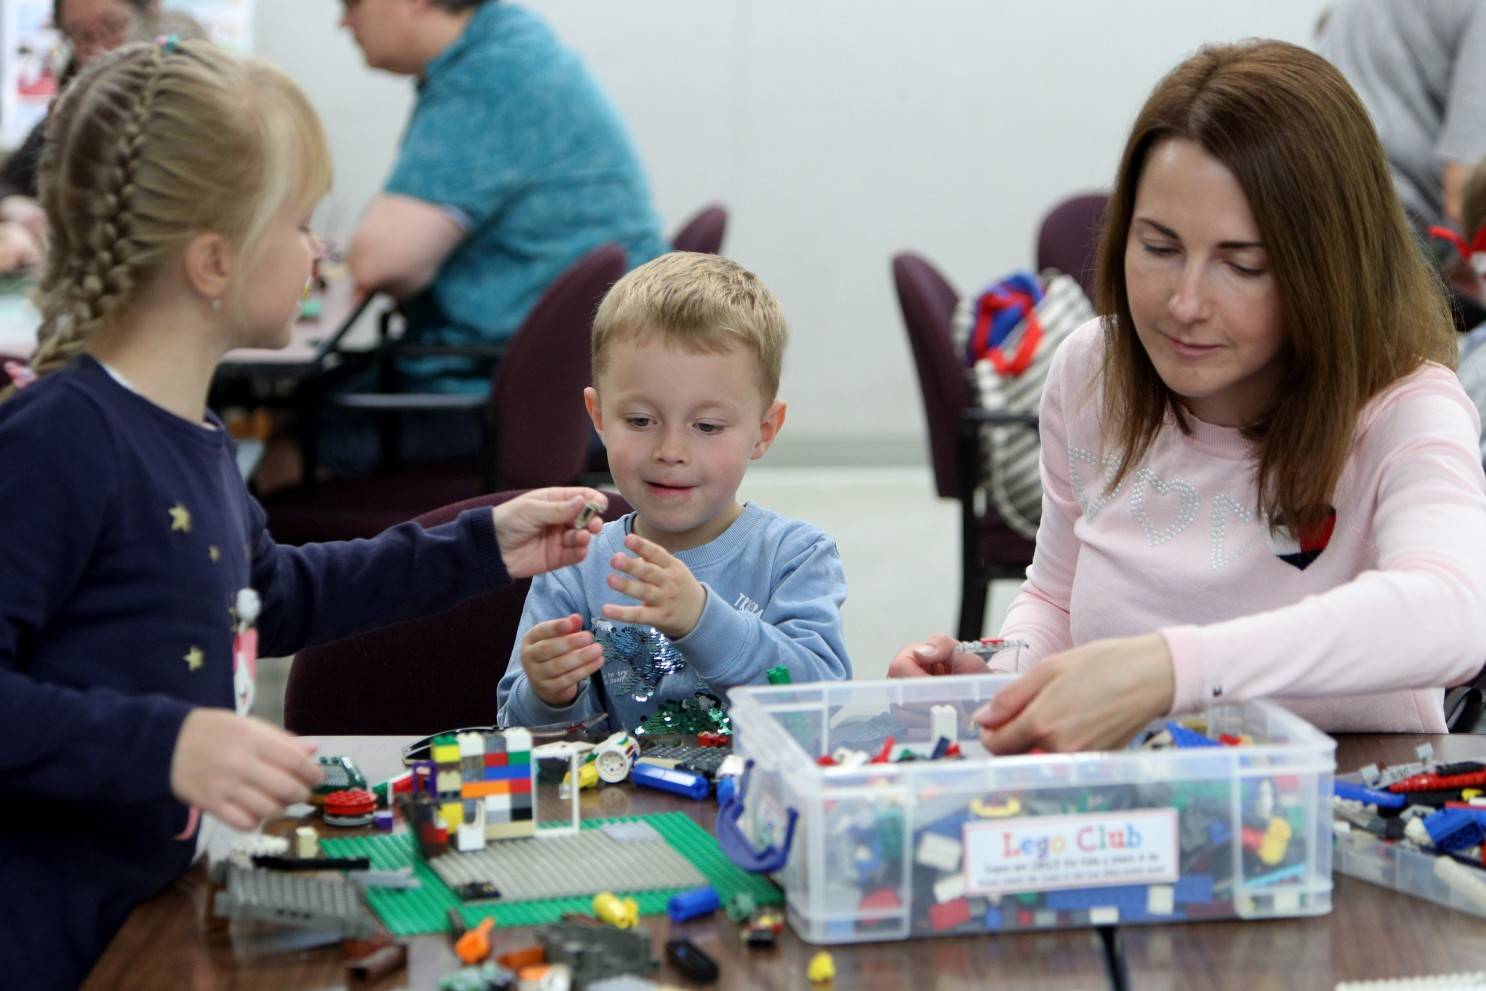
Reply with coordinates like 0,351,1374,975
929,897,971,931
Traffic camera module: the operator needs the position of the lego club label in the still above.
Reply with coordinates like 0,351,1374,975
962,808,1178,895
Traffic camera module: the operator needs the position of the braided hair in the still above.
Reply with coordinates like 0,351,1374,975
13,39,332,395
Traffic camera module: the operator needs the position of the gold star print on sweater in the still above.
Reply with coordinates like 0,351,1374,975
184,646,204,671
169,503,191,533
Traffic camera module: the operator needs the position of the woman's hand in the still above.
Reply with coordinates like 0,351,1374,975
973,633,1175,753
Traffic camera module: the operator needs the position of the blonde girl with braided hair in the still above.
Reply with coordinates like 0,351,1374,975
0,39,609,991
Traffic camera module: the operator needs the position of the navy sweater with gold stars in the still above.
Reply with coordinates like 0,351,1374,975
0,356,511,991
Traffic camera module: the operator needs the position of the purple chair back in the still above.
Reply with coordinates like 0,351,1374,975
1036,193,1108,300
892,253,969,500
284,489,633,735
670,205,728,255
489,244,626,489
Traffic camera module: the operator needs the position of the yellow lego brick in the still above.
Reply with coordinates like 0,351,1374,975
441,801,464,828
432,743,461,763
485,820,535,840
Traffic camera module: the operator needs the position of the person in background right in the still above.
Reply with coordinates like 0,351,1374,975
890,40,1486,750
1445,158,1486,463
1315,0,1486,233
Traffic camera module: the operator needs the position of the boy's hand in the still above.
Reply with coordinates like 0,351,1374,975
492,488,607,579
169,709,321,831
888,634,992,678
601,533,706,640
520,614,605,707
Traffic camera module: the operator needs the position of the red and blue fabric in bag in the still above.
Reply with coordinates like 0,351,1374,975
966,272,1044,377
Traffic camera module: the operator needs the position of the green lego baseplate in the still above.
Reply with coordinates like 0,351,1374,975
320,812,782,936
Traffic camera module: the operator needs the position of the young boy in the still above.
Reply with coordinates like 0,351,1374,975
497,252,850,731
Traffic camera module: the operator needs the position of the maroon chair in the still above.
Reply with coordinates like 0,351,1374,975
892,253,1036,640
262,244,627,544
1037,193,1108,300
283,489,633,735
670,204,728,255
0,353,28,389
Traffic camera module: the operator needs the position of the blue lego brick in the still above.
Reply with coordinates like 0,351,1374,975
1207,821,1233,846
984,906,1003,929
1174,874,1214,904
1165,722,1221,748
1333,780,1407,809
482,764,531,783
1424,809,1486,853
1045,884,1150,917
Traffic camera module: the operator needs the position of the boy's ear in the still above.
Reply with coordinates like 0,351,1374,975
751,399,787,460
584,387,605,439
181,231,234,306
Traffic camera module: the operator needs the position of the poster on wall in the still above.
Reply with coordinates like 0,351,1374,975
0,0,253,150
0,0,63,151
165,0,254,53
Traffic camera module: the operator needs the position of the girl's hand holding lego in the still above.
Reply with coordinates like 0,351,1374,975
492,487,607,579
972,633,1175,754
602,533,705,639
521,614,606,707
887,635,993,678
169,709,322,831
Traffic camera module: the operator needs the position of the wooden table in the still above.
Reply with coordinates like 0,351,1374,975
82,734,1486,991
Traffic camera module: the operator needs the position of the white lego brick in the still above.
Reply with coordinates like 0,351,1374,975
457,822,486,853
916,832,964,873
1146,885,1175,916
929,704,958,746
437,770,462,793
1271,891,1301,914
503,728,533,753
458,732,484,758
1089,906,1119,925
294,825,318,859
932,873,967,904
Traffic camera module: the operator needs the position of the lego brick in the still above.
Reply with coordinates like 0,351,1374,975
1090,906,1119,925
483,763,531,783
461,781,504,799
915,832,963,873
485,820,536,841
504,728,533,751
932,874,967,904
210,862,376,938
440,802,463,828
484,753,508,768
929,897,971,931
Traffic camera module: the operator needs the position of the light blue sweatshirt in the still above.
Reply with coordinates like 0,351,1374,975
497,502,850,732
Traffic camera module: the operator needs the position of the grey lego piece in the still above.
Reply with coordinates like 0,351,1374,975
347,867,421,889
427,828,704,901
1358,763,1381,785
1376,761,1426,786
586,978,670,991
1416,742,1436,763
538,922,657,987
210,862,376,938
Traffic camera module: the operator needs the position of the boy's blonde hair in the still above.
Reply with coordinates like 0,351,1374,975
591,252,787,404
25,40,332,383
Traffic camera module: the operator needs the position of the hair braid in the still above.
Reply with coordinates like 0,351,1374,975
29,46,167,381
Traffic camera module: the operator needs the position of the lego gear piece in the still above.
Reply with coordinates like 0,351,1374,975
323,788,377,827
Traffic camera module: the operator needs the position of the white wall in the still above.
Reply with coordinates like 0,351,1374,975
255,0,1331,465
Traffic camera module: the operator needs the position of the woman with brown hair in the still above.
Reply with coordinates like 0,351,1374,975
891,39,1486,750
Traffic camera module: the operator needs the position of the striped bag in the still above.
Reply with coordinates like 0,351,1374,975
951,270,1093,539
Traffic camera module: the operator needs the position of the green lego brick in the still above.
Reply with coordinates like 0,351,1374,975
321,812,781,937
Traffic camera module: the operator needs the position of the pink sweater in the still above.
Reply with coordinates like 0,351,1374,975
998,319,1486,733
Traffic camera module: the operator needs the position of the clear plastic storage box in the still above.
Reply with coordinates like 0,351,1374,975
726,675,1336,943
1332,777,1486,918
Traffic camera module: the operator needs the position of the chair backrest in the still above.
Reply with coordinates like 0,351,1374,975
892,253,969,500
0,354,28,389
284,488,634,735
1037,193,1108,300
670,205,728,255
488,244,627,489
